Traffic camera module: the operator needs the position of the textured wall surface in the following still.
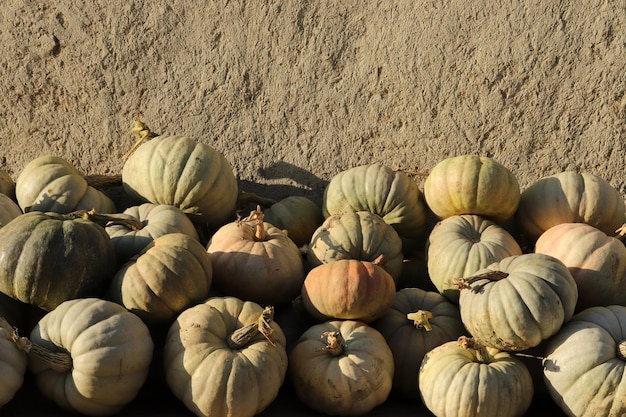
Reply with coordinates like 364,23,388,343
1,0,625,206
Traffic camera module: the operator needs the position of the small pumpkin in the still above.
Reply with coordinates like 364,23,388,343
0,317,27,408
419,336,534,417
371,287,467,399
543,305,626,417
0,170,15,199
105,233,213,324
206,205,305,307
15,155,116,214
322,163,429,252
307,210,404,282
301,258,396,323
535,222,626,311
164,296,288,417
262,195,324,248
426,214,522,303
0,211,117,311
516,171,625,242
423,155,520,224
0,193,22,229
22,297,154,416
288,319,394,416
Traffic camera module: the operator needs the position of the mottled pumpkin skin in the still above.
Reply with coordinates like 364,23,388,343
423,155,520,224
15,155,116,214
419,339,534,417
122,135,239,229
535,222,626,311
164,296,288,417
0,193,22,229
543,305,626,417
516,171,625,242
263,196,324,248
0,212,117,311
0,317,27,407
289,320,394,416
28,298,154,416
322,163,428,252
307,210,404,282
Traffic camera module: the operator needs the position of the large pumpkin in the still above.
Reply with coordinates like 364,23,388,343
516,171,625,242
0,211,117,311
122,123,239,229
543,305,626,417
23,298,153,416
307,210,404,282
321,163,428,252
535,222,626,311
164,296,288,417
457,253,578,351
15,155,116,214
419,336,534,417
423,155,520,224
0,317,27,408
263,195,324,248
426,214,522,303
288,319,394,416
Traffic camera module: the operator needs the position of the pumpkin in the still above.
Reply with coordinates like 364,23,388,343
164,296,288,417
307,210,404,282
0,317,27,408
105,233,213,324
371,287,467,399
288,319,394,416
122,121,239,229
0,211,117,311
263,195,324,248
0,193,22,229
301,258,396,323
419,336,534,417
543,305,626,417
423,155,520,224
321,163,428,252
0,170,15,199
21,297,153,416
15,155,116,214
457,253,578,351
535,222,626,311
516,171,625,242
206,206,305,307
426,214,523,303
105,203,200,264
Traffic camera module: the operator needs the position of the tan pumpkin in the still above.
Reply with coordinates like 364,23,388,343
164,296,288,417
0,170,15,199
0,193,22,229
263,195,324,248
0,317,27,408
206,206,305,307
289,319,394,416
301,258,396,323
516,171,625,242
535,222,626,311
426,214,522,303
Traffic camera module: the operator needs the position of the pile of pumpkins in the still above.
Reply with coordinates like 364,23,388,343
0,120,625,417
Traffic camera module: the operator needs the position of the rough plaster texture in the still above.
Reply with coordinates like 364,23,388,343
1,1,624,208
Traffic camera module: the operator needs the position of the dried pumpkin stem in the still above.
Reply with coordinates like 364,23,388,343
228,306,277,349
11,327,72,373
321,331,344,357
84,174,123,189
457,336,490,364
618,341,626,360
407,310,434,331
452,270,509,290
239,205,266,241
122,119,159,161
65,208,143,231
616,224,626,241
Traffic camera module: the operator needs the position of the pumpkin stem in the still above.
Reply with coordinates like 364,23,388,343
457,336,491,364
617,341,626,360
372,253,387,268
407,310,434,331
452,270,509,290
228,306,277,349
84,174,123,189
65,208,144,231
321,331,344,357
616,224,626,241
122,118,159,161
237,190,277,210
239,205,266,241
11,326,72,373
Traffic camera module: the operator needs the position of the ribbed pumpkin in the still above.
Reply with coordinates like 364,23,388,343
288,320,394,416
516,171,625,242
0,211,117,311
0,317,27,408
263,195,324,248
0,170,15,199
423,155,520,224
23,298,154,416
122,122,239,229
164,296,288,417
0,193,22,228
535,222,626,311
543,305,626,417
307,210,404,283
457,253,578,351
105,203,200,264
15,155,116,214
426,214,522,303
419,336,534,417
105,233,213,324
322,163,428,252
206,206,305,307
301,258,396,323
371,287,467,399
